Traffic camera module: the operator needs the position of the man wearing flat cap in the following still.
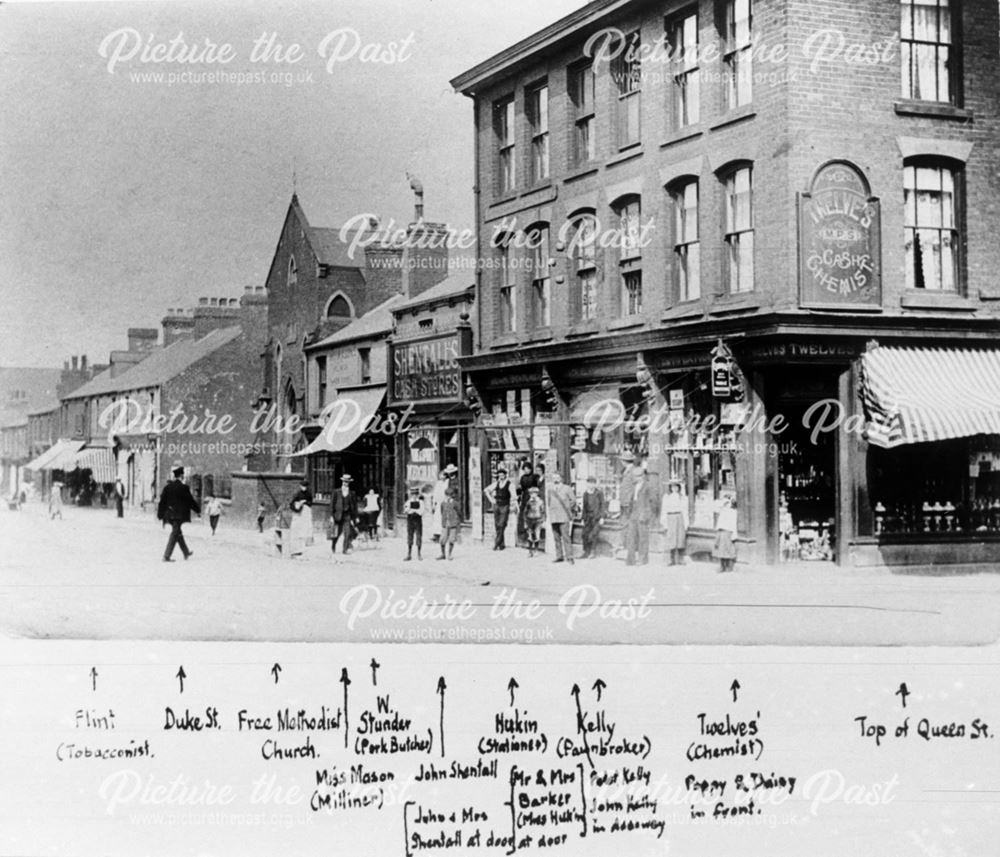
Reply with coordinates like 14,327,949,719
157,462,200,562
330,473,358,555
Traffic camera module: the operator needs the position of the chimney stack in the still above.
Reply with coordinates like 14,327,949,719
408,172,424,222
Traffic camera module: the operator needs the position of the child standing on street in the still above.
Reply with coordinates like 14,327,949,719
404,486,426,561
256,503,267,533
205,496,223,535
523,486,545,557
714,495,738,573
438,487,460,561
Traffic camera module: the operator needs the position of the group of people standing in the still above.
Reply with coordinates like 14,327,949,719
483,456,738,572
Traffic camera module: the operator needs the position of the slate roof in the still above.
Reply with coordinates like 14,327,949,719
63,327,242,400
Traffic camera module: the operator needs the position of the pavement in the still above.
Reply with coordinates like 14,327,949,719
1,502,999,646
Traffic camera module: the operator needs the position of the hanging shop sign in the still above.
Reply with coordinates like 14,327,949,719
798,160,882,309
711,341,737,399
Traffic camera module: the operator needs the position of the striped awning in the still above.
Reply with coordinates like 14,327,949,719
26,439,85,472
73,447,117,483
860,345,1000,448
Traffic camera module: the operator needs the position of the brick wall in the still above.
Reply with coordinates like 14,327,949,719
462,0,1000,351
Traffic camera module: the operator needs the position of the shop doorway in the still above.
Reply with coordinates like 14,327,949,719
772,368,839,564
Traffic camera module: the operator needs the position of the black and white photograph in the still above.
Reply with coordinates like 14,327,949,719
0,0,998,853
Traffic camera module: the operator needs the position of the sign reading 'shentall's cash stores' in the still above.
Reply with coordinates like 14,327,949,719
389,331,466,404
799,160,882,309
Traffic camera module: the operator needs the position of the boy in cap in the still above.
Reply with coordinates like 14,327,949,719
157,462,200,562
404,485,426,561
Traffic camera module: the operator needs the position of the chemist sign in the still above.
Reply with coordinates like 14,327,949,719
799,160,881,309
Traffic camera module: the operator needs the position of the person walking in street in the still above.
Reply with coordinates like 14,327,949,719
660,479,688,566
624,469,655,566
581,476,606,559
715,495,738,573
157,462,199,562
256,502,267,534
484,466,513,551
114,477,126,519
523,487,545,557
205,495,224,536
361,487,381,542
330,474,358,556
48,481,64,520
404,485,426,561
546,473,576,565
437,487,460,561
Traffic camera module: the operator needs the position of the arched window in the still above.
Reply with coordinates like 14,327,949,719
287,255,297,288
526,223,551,328
904,160,961,292
325,292,353,319
669,178,700,302
612,196,643,316
282,379,298,420
568,212,598,322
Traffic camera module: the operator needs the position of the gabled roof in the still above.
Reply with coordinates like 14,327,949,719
64,327,242,400
308,295,406,350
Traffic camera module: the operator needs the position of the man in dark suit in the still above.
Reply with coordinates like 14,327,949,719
157,462,200,562
581,476,607,559
330,473,358,555
624,469,655,566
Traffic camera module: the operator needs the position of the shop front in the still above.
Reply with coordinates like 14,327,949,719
387,326,474,528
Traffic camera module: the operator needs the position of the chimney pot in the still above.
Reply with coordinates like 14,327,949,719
71,356,78,371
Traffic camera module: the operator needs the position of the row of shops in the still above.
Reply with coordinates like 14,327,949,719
303,317,992,572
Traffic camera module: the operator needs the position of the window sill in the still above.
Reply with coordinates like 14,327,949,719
607,316,646,331
522,180,553,196
488,193,519,208
564,165,600,184
661,301,705,322
566,320,600,337
709,296,760,316
490,334,519,349
710,109,756,132
606,146,644,168
660,128,703,149
894,100,972,121
900,292,977,311
527,328,554,343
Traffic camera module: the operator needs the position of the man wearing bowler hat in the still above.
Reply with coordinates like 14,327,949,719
157,461,200,562
330,473,358,555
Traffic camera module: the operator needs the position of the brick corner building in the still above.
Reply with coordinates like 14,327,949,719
452,0,1000,571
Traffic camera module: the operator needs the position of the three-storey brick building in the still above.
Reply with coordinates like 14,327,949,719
453,0,1000,569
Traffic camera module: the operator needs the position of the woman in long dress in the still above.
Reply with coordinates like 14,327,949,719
288,479,313,557
659,480,688,566
714,495,738,573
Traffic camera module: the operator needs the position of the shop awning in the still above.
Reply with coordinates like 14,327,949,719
73,446,117,483
26,439,85,472
291,386,386,456
860,345,1000,448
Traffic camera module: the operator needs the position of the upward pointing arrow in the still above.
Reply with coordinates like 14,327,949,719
437,677,447,759
176,666,187,694
90,667,98,692
896,682,910,709
571,684,594,770
271,663,282,684
592,678,606,702
340,668,351,749
507,677,519,707
730,679,741,703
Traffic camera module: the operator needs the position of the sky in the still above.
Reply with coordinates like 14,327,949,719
0,0,587,367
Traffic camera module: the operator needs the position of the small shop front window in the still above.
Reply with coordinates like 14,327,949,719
867,436,1000,537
